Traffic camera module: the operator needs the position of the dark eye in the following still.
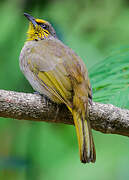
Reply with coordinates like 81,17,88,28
40,24,48,29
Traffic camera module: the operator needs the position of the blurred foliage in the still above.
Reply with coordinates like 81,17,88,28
90,47,129,107
0,0,129,179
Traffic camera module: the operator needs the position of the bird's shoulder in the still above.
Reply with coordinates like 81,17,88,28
23,38,88,79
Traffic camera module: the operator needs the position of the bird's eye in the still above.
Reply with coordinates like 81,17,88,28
40,24,47,29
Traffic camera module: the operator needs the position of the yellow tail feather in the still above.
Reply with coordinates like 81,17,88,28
72,110,96,163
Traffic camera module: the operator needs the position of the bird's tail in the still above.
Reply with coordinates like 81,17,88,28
72,110,96,163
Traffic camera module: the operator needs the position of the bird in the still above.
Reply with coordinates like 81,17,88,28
19,13,96,163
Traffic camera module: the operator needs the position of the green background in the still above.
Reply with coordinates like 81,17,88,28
0,0,129,179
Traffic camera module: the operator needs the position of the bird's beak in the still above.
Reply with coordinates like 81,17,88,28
24,13,37,27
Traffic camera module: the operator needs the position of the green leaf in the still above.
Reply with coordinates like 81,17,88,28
90,48,129,108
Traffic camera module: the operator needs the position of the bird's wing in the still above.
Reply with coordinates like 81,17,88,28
26,39,92,107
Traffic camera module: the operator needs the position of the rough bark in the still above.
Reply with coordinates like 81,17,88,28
0,89,129,137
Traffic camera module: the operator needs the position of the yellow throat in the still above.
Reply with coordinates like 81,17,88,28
24,13,54,41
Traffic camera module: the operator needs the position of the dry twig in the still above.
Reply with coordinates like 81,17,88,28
0,89,129,137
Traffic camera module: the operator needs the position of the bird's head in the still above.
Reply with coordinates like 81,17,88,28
24,13,57,41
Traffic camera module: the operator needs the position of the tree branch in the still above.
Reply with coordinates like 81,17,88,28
0,89,129,137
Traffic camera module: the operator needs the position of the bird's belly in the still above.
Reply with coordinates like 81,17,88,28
19,57,58,102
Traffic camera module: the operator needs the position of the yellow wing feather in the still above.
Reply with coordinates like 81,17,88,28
37,71,72,108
